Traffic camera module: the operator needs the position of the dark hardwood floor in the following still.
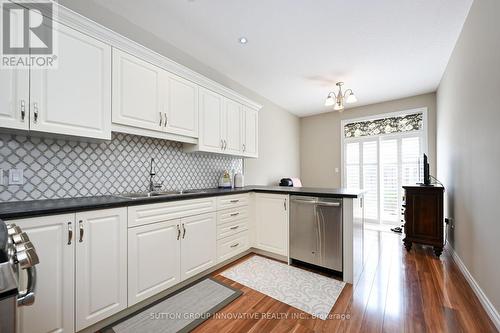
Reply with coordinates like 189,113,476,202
194,229,498,333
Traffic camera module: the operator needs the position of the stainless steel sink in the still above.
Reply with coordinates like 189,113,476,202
117,189,207,199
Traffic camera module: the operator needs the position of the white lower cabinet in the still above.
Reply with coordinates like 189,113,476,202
128,220,181,306
15,214,75,333
11,207,127,333
127,211,216,305
255,193,289,256
180,212,217,280
75,208,128,331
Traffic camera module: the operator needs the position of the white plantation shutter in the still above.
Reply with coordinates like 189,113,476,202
401,137,421,186
343,112,425,225
381,139,399,223
362,141,378,221
345,142,360,189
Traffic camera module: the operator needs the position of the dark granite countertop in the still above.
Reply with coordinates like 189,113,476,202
0,186,363,220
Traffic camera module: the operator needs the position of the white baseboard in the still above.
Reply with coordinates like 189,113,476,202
448,246,500,331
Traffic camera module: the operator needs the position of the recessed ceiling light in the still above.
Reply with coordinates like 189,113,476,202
238,37,248,44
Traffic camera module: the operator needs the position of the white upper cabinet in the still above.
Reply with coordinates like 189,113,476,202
75,208,127,331
197,87,224,153
30,22,111,140
0,67,29,131
224,99,243,155
112,49,199,140
112,48,164,133
242,107,259,158
165,73,199,138
0,4,29,131
186,87,259,157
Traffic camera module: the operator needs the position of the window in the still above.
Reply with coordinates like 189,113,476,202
342,110,427,225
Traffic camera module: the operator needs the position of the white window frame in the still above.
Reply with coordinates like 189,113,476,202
341,108,428,224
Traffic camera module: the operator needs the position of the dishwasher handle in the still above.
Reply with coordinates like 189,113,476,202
316,202,341,207
291,199,317,204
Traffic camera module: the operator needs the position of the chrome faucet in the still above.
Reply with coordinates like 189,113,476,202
149,158,163,192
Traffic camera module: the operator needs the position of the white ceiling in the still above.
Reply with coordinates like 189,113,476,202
83,0,472,117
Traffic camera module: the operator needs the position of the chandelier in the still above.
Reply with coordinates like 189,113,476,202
324,82,357,111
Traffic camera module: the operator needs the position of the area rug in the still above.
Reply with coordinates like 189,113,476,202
104,278,241,333
220,255,345,320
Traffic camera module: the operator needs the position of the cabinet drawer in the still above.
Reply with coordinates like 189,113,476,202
216,194,249,210
217,218,248,240
216,206,249,225
128,197,216,227
217,231,249,263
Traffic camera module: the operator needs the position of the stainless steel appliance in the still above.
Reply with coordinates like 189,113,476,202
290,196,343,272
0,219,40,333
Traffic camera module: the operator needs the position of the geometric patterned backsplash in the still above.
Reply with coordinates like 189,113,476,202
0,132,242,202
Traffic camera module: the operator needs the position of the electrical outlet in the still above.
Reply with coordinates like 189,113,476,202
9,168,24,185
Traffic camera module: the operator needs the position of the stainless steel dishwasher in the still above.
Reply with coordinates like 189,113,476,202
290,196,342,272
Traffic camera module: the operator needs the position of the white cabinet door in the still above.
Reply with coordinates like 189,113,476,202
198,87,224,153
255,193,289,256
30,23,111,140
224,99,242,155
0,69,29,131
0,4,29,131
128,220,181,306
14,214,75,333
180,212,216,280
112,48,164,132
75,208,127,331
166,73,198,138
242,107,259,158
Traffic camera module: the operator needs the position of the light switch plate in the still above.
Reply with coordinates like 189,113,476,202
9,169,24,185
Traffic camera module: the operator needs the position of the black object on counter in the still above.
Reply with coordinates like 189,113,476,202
279,178,293,187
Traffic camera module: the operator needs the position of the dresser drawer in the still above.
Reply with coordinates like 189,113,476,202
128,197,216,227
217,206,249,225
217,231,249,263
216,194,249,210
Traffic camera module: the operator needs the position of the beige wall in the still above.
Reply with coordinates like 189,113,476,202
59,0,300,186
300,93,437,188
437,0,500,316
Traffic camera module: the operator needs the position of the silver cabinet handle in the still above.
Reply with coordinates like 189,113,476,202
20,100,26,121
159,112,163,126
182,223,186,239
67,222,73,245
230,212,239,217
230,243,239,248
78,220,84,242
230,226,239,230
33,102,38,123
284,199,287,210
242,144,246,152
164,113,168,127
230,199,239,203
220,139,224,150
176,224,180,240
224,140,227,150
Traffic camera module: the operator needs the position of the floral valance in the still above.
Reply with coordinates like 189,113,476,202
344,113,423,138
